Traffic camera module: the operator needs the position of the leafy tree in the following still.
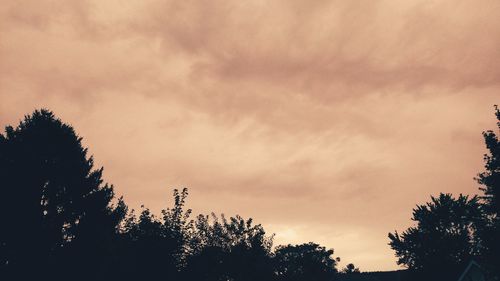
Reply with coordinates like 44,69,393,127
388,193,483,274
476,105,500,275
117,207,180,280
0,109,352,281
0,109,125,279
274,242,339,281
341,263,360,274
162,188,194,261
184,213,275,281
478,105,500,215
114,188,193,280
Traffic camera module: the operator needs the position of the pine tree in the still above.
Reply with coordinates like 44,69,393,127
0,109,125,279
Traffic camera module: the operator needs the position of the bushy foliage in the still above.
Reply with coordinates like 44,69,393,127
388,193,483,272
185,213,275,281
341,263,360,274
388,106,500,279
0,109,126,280
0,109,342,281
475,105,500,276
274,243,340,281
477,105,500,215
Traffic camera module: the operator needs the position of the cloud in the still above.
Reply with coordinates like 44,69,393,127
1,0,499,271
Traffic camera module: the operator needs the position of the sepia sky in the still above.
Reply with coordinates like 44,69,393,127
1,0,500,271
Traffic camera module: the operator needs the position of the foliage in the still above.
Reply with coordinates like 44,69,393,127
5,106,500,280
477,105,500,215
0,109,381,280
0,109,126,280
388,193,483,273
475,105,500,276
274,242,340,281
341,263,360,274
185,213,275,281
386,106,500,279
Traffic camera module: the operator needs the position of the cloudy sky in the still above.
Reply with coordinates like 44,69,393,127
1,0,499,271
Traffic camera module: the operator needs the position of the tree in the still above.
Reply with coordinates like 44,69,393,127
0,109,125,280
477,105,500,215
476,105,500,276
274,242,339,281
161,188,194,268
184,213,275,281
388,193,483,275
341,263,360,274
117,207,181,280
117,188,192,280
1,109,351,281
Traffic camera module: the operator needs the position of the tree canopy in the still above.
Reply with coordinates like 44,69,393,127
0,109,126,280
388,106,500,279
475,105,500,275
388,193,483,273
477,105,500,215
6,106,499,280
0,109,349,281
274,243,340,281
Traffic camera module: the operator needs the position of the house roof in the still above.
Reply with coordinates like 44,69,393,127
457,261,486,281
337,261,486,281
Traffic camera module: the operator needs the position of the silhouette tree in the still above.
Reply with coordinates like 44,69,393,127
478,105,500,215
114,188,277,281
184,213,275,281
116,188,192,280
388,193,483,275
341,263,360,274
161,188,194,267
187,214,275,281
116,207,179,280
0,109,353,281
476,105,500,276
0,109,125,280
274,242,339,281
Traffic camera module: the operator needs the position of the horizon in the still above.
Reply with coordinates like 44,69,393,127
1,0,500,272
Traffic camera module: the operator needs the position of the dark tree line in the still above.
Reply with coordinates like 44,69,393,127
389,106,500,280
3,107,498,281
0,109,357,281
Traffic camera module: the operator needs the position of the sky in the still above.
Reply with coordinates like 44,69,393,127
1,0,499,271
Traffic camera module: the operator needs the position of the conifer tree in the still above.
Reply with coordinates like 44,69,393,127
0,109,125,279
